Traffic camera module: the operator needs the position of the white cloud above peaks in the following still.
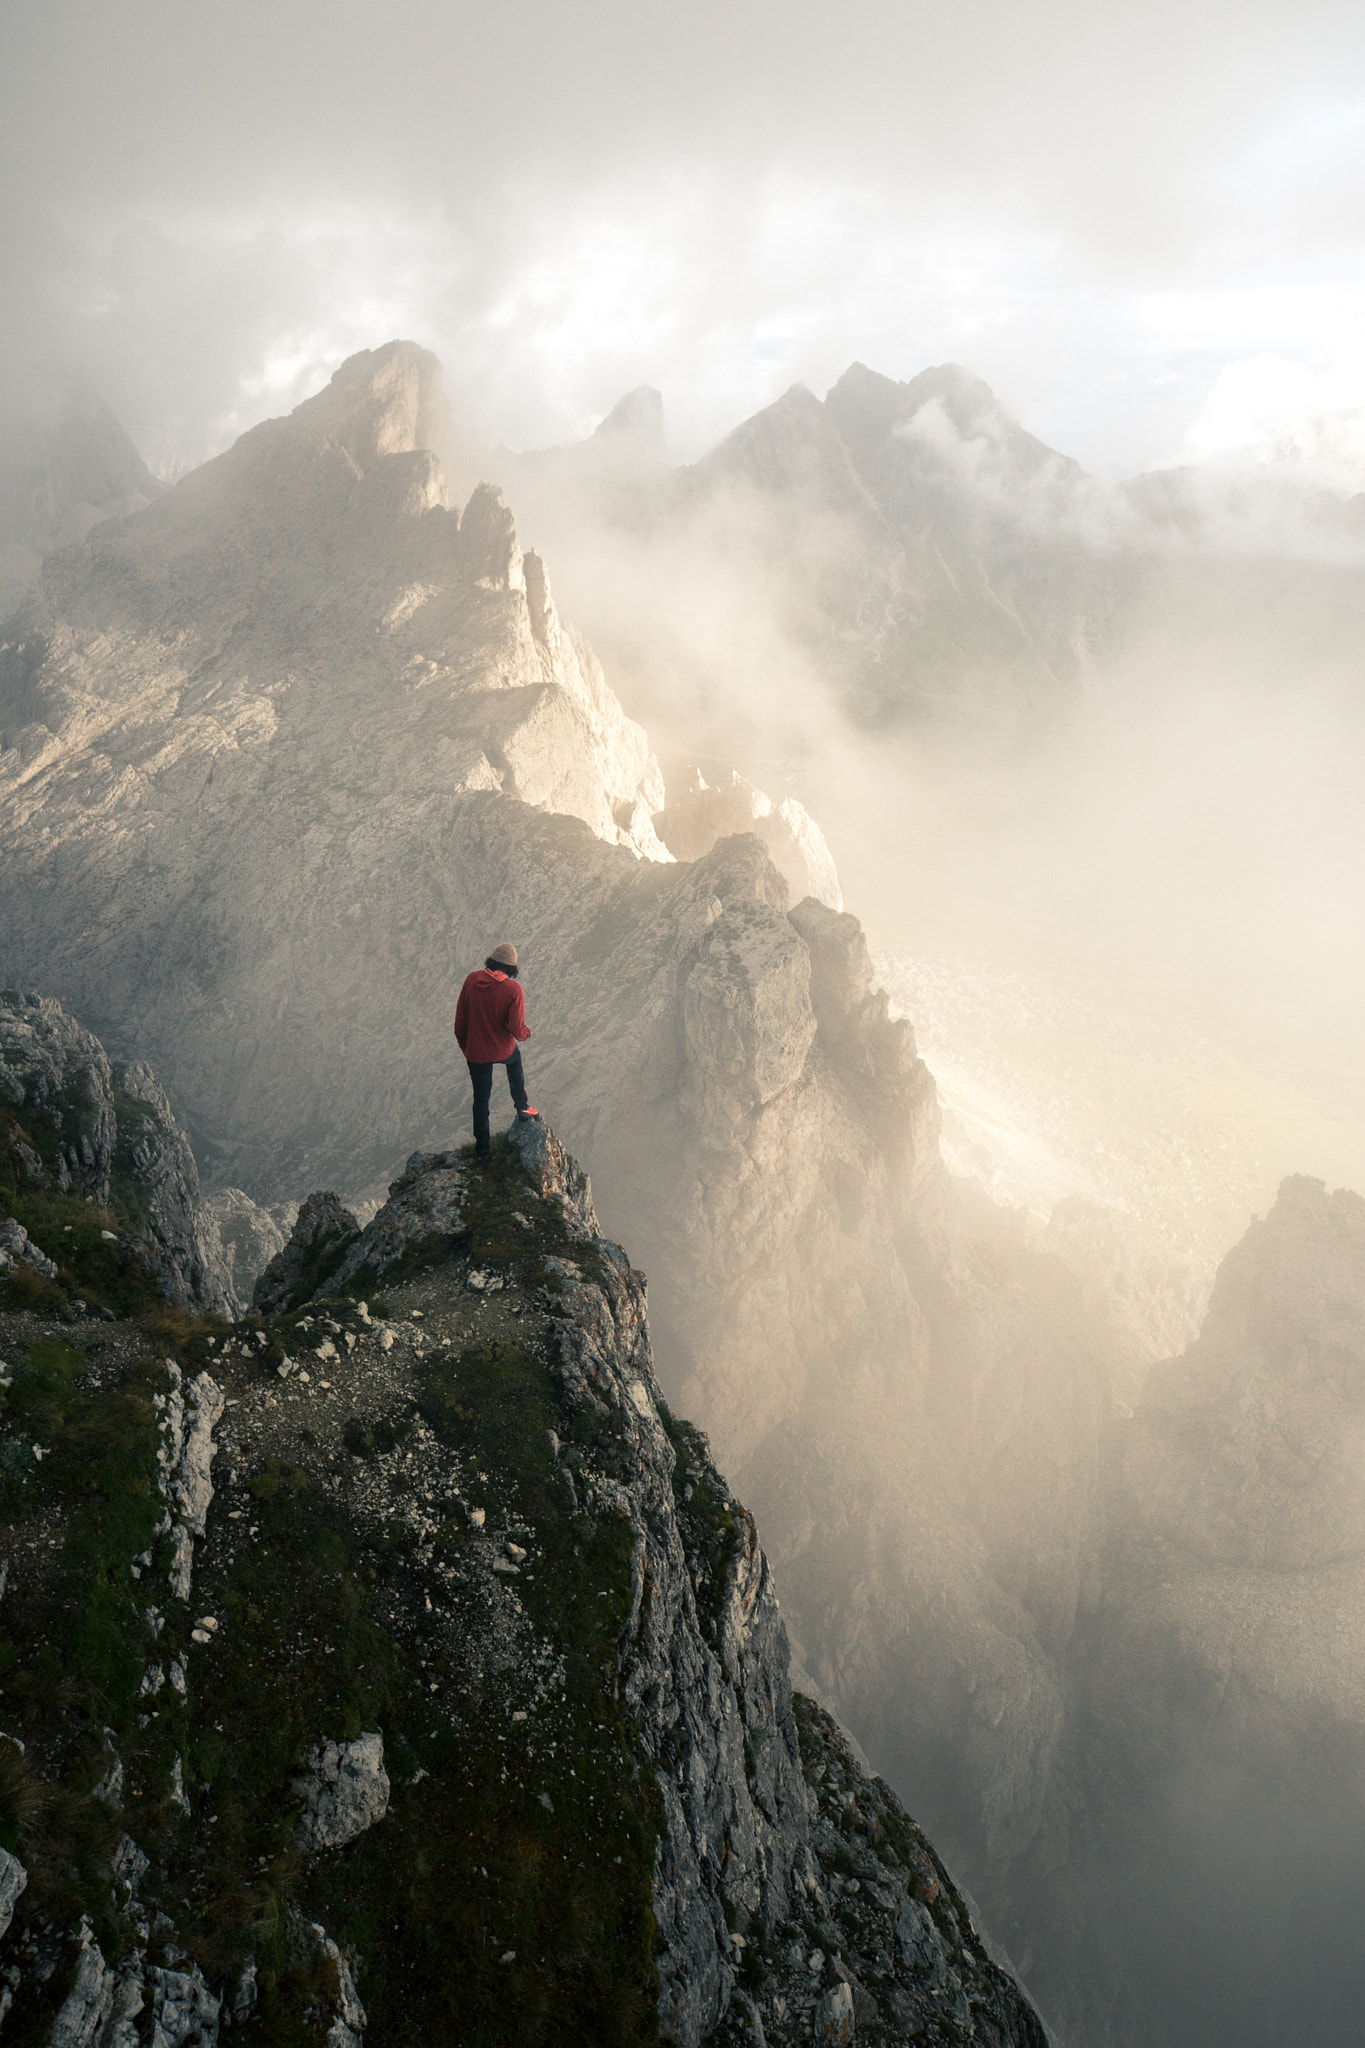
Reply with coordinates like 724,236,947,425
1185,354,1365,489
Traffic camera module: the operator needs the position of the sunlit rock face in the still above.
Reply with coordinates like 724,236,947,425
0,340,673,1189
656,765,843,910
0,339,666,863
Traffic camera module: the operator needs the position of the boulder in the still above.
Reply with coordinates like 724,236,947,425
294,1734,390,1852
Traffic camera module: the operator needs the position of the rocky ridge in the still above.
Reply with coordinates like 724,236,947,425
0,1109,1047,2046
655,767,843,912
492,355,1365,749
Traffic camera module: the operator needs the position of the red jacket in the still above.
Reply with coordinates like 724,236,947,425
454,970,531,1064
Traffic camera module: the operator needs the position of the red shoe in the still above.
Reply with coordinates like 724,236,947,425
517,1106,540,1119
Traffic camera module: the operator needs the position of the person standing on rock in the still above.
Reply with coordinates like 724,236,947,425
454,943,539,1164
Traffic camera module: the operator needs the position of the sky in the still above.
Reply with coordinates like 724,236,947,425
6,0,1365,479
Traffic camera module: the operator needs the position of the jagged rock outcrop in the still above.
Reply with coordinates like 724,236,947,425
155,1361,227,1600
0,340,666,882
251,1192,360,1317
655,766,842,909
0,1116,1047,2046
0,1847,26,1938
0,991,234,1311
0,1218,58,1281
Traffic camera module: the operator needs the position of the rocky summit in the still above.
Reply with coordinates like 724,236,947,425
0,1085,1047,2048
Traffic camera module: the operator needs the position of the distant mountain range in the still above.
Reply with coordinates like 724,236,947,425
492,357,1365,743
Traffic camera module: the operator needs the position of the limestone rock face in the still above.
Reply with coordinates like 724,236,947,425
0,340,667,910
0,990,233,1311
0,1218,57,1280
0,990,118,1205
681,895,817,1137
113,1060,231,1312
255,1117,1045,2046
0,1846,26,1937
0,1116,1046,2048
657,767,842,909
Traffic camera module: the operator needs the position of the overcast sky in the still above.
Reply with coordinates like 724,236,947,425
5,0,1365,478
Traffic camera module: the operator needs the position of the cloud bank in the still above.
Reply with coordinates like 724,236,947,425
6,0,1365,477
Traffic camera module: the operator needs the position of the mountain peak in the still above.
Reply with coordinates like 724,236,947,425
826,357,1081,484
592,385,664,448
284,340,449,468
687,380,870,507
828,358,1004,437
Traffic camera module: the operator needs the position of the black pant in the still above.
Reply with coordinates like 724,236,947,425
467,1048,528,1153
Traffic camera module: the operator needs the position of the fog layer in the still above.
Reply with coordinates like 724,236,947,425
489,369,1365,1219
